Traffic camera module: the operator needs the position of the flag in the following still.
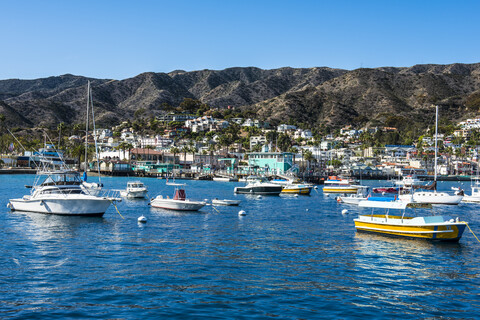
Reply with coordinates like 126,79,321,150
8,143,14,152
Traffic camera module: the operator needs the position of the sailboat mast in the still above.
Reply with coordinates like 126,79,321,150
434,105,438,183
84,81,90,174
89,84,102,183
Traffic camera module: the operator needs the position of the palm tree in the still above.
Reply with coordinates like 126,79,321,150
181,146,189,166
57,122,66,149
170,147,180,165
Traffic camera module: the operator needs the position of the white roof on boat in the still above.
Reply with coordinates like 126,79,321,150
358,200,408,209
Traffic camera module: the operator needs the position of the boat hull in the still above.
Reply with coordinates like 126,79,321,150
354,215,466,241
323,187,358,194
9,197,112,216
281,186,312,195
400,192,463,205
120,190,148,198
234,186,282,195
150,199,206,211
212,199,241,206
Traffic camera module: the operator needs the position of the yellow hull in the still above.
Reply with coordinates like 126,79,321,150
281,187,312,195
354,216,466,241
323,187,358,194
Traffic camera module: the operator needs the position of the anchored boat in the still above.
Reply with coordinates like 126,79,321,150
354,197,467,241
150,185,206,211
322,176,358,194
8,170,120,216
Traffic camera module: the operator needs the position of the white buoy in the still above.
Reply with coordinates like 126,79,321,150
306,208,309,212
138,215,147,223
238,210,247,216
294,194,298,197
314,186,318,189
341,209,348,215
257,195,262,199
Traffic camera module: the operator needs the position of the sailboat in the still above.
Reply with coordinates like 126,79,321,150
81,81,103,196
399,106,463,205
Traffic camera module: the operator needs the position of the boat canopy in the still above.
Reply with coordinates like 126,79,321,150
358,200,408,210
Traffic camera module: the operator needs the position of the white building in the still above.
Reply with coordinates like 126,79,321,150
250,136,267,149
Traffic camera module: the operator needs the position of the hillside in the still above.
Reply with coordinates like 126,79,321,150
1,63,479,129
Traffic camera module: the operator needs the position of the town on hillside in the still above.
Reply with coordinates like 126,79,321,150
1,110,480,183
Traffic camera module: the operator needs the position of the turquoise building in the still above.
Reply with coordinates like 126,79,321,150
247,146,294,174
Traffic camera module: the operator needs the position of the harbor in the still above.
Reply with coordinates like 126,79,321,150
1,174,480,318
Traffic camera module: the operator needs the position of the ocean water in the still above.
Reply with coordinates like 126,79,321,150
0,175,479,319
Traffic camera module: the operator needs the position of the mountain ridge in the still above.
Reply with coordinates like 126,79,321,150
1,63,479,129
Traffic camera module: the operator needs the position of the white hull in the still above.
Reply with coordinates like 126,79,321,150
212,199,241,206
151,198,206,211
462,195,480,203
337,196,367,205
120,190,148,198
399,192,463,205
9,196,112,216
213,177,238,182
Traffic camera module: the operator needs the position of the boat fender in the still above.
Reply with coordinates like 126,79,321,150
6,202,11,209
40,200,44,206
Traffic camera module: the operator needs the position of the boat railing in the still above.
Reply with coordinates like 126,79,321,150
97,189,122,200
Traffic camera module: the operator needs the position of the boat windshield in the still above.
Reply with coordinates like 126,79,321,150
39,172,82,186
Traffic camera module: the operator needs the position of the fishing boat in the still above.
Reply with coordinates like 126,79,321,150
150,186,206,211
336,186,370,205
322,176,358,194
8,169,120,216
234,177,283,195
281,183,313,195
354,197,467,241
394,174,424,188
212,199,241,206
120,181,148,198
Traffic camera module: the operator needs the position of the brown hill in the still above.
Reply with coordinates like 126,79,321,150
0,63,479,129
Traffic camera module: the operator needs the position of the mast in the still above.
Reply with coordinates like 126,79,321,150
89,83,102,184
434,105,438,187
84,81,90,175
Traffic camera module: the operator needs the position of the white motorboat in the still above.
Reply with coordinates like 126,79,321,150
462,177,480,203
212,199,241,206
8,170,120,216
150,187,206,211
336,186,370,205
394,174,424,187
234,177,283,195
120,181,148,198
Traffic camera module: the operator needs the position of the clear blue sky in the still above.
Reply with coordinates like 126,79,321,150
1,0,479,80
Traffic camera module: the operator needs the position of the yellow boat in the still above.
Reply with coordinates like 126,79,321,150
323,176,358,194
281,184,312,195
354,198,467,241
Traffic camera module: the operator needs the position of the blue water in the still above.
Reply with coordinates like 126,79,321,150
0,175,479,319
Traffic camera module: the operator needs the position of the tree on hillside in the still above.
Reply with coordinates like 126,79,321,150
179,98,202,113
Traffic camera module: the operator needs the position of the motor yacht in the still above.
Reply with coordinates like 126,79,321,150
8,170,120,216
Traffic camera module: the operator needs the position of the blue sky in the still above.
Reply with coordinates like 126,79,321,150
1,0,479,80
